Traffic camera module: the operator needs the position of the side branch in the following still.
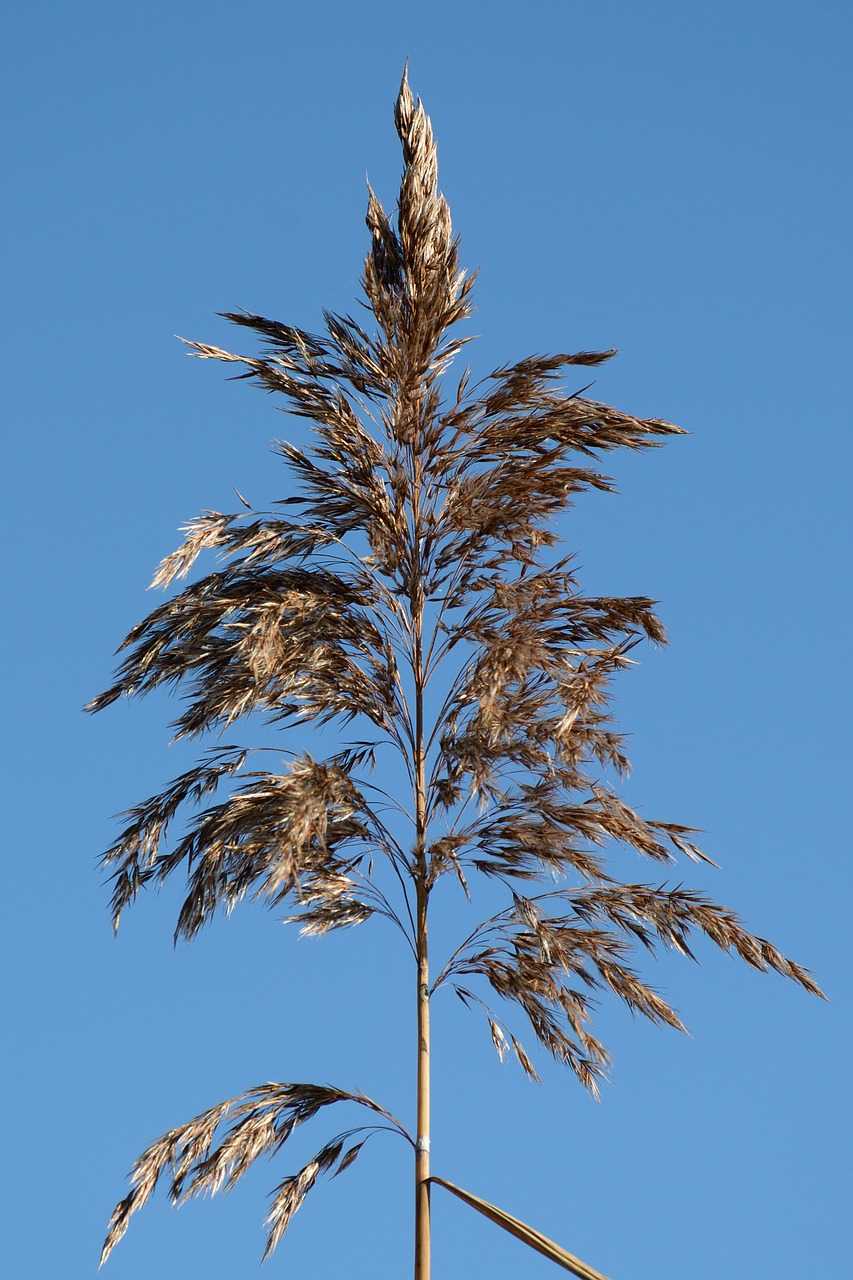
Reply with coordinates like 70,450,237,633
100,1082,413,1267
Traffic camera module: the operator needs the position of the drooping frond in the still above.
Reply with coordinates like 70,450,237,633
101,749,404,939
89,563,404,744
99,1082,412,1267
434,884,822,1093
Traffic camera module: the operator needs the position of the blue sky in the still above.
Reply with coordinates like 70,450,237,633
3,2,850,1277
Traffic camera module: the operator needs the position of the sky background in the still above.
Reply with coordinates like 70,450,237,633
3,2,850,1278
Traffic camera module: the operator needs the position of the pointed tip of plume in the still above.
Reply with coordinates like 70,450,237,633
365,182,384,227
395,62,415,139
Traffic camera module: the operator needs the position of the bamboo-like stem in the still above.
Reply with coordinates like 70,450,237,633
414,879,430,1280
411,384,431,1280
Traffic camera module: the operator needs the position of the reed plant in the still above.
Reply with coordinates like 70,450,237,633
91,69,820,1279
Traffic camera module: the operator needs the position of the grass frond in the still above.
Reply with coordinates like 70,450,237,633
99,1082,411,1267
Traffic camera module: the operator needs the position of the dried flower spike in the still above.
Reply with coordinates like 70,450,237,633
91,66,822,1278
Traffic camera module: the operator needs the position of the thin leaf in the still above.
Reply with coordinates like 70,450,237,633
429,1176,611,1279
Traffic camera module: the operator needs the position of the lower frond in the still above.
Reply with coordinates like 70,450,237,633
99,1082,412,1267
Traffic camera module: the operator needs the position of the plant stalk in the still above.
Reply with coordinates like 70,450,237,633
414,879,430,1280
411,411,430,1280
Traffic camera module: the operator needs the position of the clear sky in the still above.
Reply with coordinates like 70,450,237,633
3,3,850,1278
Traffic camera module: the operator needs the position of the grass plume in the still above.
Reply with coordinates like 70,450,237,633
91,67,822,1275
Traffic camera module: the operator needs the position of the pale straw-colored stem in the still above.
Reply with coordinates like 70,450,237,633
411,389,431,1280
414,879,430,1280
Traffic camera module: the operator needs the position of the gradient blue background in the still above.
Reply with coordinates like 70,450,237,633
3,3,849,1277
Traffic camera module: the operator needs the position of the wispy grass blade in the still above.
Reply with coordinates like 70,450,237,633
429,1176,611,1279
